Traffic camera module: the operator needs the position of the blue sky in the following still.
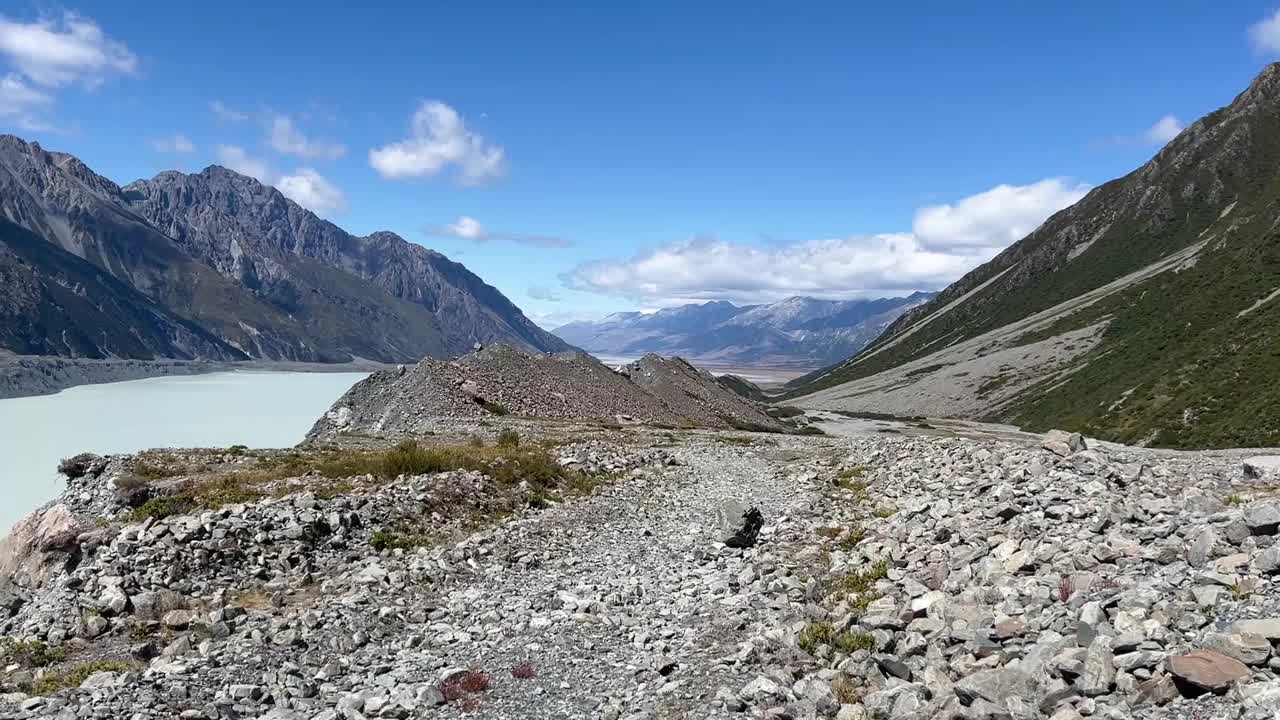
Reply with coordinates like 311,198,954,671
4,2,1280,328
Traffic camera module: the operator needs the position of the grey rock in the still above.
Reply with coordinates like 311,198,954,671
1244,503,1280,536
1202,631,1272,666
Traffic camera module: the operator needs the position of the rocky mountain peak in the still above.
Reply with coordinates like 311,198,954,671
1,135,572,364
1235,61,1280,108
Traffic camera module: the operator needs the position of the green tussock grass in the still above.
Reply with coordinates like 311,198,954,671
129,440,580,523
797,622,878,655
30,661,137,695
832,559,889,614
0,639,67,668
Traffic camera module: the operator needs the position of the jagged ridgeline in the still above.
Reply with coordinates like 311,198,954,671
0,136,570,363
785,64,1280,449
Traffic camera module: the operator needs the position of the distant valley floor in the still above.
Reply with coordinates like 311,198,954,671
591,354,815,389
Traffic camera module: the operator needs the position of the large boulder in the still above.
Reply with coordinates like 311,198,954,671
1243,456,1280,481
1201,631,1273,666
1243,503,1280,536
1042,430,1087,457
0,503,85,595
955,668,1038,706
1168,650,1250,695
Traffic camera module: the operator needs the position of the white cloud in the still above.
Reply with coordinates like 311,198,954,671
567,178,1090,305
209,100,248,122
1250,9,1280,53
0,12,136,88
566,234,974,305
426,215,571,248
267,113,345,160
1142,115,1184,145
369,101,505,185
912,178,1089,251
0,13,134,131
151,133,195,154
213,146,345,217
0,73,51,128
275,168,347,215
215,145,272,182
443,215,487,240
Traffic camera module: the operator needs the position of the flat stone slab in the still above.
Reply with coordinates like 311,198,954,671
1168,649,1250,694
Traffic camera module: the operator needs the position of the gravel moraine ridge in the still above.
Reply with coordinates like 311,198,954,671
307,346,788,440
3,425,1280,719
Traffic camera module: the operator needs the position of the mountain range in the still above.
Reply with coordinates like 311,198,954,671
785,64,1280,449
0,135,569,364
553,293,933,367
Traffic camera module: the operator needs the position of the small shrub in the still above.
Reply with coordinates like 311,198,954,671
439,669,491,703
128,493,196,522
835,468,869,500
479,399,509,416
1232,580,1253,600
131,456,178,480
832,676,861,704
834,630,877,654
31,661,135,695
798,623,873,655
227,444,249,456
510,661,536,679
0,639,67,668
873,506,896,519
849,590,879,615
496,429,521,448
798,621,835,654
114,474,151,491
197,475,265,507
1058,576,1074,603
370,529,430,552
835,559,889,614
1224,494,1245,506
57,453,98,479
837,527,865,552
836,466,866,481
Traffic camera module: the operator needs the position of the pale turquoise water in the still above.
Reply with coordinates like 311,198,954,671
0,371,368,534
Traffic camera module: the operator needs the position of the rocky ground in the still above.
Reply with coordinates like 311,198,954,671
3,420,1280,719
310,346,791,439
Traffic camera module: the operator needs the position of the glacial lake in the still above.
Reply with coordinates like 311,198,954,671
0,371,368,534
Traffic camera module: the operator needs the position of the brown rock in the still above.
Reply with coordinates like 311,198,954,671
1167,649,1250,695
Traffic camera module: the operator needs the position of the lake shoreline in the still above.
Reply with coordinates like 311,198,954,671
0,353,393,400
0,369,373,532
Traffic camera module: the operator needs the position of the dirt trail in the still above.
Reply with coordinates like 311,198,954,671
397,438,831,718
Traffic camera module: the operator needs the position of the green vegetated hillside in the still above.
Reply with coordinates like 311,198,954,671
785,64,1280,449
